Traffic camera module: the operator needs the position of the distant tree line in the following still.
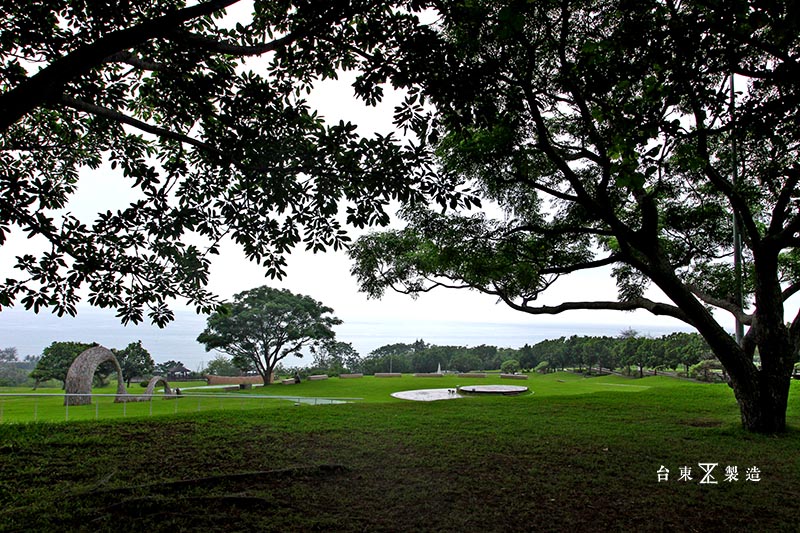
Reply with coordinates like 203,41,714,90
352,340,518,375
189,285,721,383
0,347,40,387
2,330,720,389
271,330,718,380
518,331,716,379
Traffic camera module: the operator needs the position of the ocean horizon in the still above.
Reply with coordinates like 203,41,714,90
0,306,698,371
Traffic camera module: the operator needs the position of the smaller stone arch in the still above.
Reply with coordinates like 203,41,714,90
143,376,174,396
64,346,127,406
118,376,180,402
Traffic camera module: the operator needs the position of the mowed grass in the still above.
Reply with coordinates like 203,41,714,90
0,381,214,423
0,374,648,423
253,372,654,402
1,374,799,532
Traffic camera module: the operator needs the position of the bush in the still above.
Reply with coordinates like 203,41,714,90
305,366,338,377
500,359,520,374
689,359,724,382
534,361,550,374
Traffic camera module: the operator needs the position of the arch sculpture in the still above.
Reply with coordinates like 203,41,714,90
64,346,127,406
143,376,174,397
115,375,177,402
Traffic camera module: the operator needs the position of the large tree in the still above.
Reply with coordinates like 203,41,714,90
311,340,361,374
113,340,156,386
350,0,800,432
203,353,242,377
30,341,95,389
197,286,340,385
0,0,466,325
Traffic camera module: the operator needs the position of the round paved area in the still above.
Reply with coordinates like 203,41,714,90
391,388,462,402
458,384,529,395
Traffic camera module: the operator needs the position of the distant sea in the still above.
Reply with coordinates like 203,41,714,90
0,307,696,371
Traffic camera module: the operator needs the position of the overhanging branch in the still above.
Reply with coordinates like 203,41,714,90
0,0,241,132
497,291,690,322
783,281,800,302
506,223,614,238
105,51,168,71
57,95,226,158
688,284,753,325
540,254,620,275
767,167,800,237
167,28,303,57
388,278,473,295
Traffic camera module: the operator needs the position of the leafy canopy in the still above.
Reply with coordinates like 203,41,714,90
197,285,341,384
30,341,96,387
113,340,156,385
349,0,800,433
0,0,470,326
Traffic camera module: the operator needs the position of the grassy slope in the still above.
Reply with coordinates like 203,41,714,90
1,374,799,532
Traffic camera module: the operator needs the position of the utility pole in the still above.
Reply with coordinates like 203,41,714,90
731,73,745,346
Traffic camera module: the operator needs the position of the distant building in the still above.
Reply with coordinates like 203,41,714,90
167,364,193,381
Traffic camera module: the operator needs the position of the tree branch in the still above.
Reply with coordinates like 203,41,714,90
0,0,241,132
697,7,800,75
496,291,690,322
519,78,639,254
167,28,304,57
506,222,614,238
767,167,800,239
554,5,611,176
511,172,581,203
57,95,226,158
685,90,761,247
539,254,620,275
771,213,800,250
688,284,753,325
389,279,472,295
783,281,800,302
105,51,168,71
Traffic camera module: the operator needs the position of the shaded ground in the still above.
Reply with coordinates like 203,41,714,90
1,379,799,532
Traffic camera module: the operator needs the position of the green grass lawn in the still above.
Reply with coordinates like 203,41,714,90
0,373,651,423
1,374,799,531
258,372,654,402
0,381,214,424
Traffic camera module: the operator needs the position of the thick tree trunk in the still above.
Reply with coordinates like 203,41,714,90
734,251,797,433
260,367,272,386
730,371,791,433
645,254,794,433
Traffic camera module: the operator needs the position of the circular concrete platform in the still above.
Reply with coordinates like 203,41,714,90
458,384,529,395
391,388,462,402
